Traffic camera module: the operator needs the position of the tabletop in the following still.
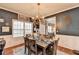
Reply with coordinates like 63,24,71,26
28,36,58,48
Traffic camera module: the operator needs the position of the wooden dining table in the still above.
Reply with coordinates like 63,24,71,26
27,37,58,55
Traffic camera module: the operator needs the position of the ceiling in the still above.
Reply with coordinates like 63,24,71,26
0,3,79,17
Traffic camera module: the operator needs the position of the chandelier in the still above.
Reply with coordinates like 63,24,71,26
32,3,44,23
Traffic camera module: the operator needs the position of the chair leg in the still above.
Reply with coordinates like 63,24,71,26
53,45,57,55
0,52,2,55
24,44,27,54
24,47,26,54
0,50,3,55
35,44,37,55
28,48,31,55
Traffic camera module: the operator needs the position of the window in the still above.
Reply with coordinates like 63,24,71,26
13,20,24,37
25,22,33,35
13,20,33,37
48,26,52,33
46,17,56,34
39,23,45,34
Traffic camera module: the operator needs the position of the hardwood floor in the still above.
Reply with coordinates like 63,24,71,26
3,43,24,55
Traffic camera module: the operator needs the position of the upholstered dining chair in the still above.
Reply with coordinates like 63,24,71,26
46,38,59,55
46,41,54,55
28,39,37,55
0,38,6,55
53,38,60,55
24,37,29,54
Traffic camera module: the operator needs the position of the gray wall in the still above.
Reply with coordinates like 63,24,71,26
56,7,79,36
0,9,18,35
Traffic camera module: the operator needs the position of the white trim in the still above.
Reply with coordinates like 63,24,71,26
56,4,79,13
0,6,30,17
46,4,79,17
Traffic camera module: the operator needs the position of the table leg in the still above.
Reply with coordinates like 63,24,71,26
32,44,37,55
24,41,27,54
43,48,46,55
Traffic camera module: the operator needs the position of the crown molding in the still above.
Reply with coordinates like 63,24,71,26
0,6,30,17
45,4,79,18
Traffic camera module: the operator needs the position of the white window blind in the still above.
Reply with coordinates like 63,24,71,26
13,20,24,37
48,26,52,33
25,22,33,35
13,20,33,37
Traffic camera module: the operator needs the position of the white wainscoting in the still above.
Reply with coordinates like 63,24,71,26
57,34,79,50
0,35,24,48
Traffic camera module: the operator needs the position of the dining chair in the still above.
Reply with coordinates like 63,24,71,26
28,39,37,55
37,44,45,55
46,41,54,55
24,37,29,54
46,38,59,55
0,38,6,55
53,38,60,55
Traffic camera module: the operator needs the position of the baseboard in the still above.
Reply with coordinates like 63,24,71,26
58,46,74,55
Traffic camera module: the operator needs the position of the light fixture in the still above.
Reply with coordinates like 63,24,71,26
32,3,44,22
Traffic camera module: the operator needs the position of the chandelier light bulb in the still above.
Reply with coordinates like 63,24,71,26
36,15,39,18
42,16,44,19
32,17,34,19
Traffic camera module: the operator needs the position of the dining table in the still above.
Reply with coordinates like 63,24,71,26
27,36,58,55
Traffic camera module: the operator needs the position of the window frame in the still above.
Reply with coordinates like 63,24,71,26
12,19,33,37
12,19,24,37
24,22,33,36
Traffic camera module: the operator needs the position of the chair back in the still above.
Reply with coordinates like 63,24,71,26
53,38,60,55
46,40,54,55
24,37,29,54
0,38,6,55
24,37,29,47
28,39,37,55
